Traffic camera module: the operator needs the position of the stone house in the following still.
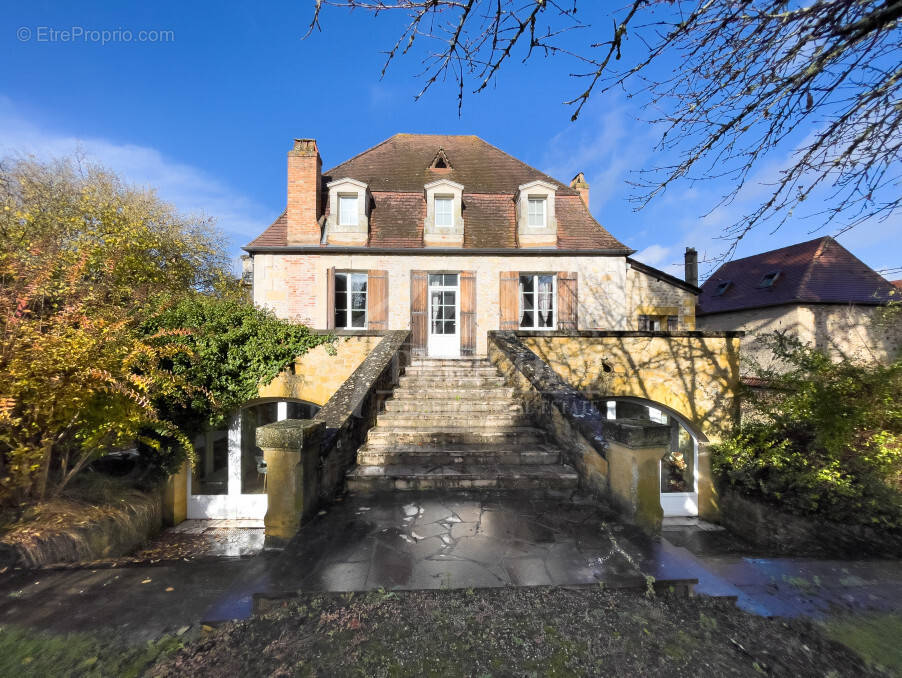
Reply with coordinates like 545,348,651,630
244,134,699,355
168,134,742,535
696,237,900,371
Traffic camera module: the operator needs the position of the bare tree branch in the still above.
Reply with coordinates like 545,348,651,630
309,0,902,256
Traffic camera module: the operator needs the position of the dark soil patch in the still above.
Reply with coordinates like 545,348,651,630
151,587,882,677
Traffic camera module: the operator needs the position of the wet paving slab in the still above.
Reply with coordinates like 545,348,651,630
256,490,657,593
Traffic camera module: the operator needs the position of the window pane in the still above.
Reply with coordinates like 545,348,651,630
520,275,534,294
351,310,366,328
351,274,367,292
444,320,455,334
667,316,679,331
521,292,534,311
443,273,458,286
521,309,534,327
335,273,347,294
335,308,347,329
435,197,453,227
351,292,366,310
442,291,453,305
528,198,545,227
444,305,455,320
539,308,553,328
429,274,443,287
339,196,358,226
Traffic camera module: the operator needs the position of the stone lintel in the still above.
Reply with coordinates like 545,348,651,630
602,418,670,449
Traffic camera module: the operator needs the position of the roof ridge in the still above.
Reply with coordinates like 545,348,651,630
720,235,830,266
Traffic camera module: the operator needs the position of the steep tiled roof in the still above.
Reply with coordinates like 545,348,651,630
892,280,902,289
697,236,895,315
247,210,287,248
246,134,627,251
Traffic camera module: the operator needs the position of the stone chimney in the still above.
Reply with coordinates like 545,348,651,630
684,247,699,287
569,172,590,208
286,138,322,245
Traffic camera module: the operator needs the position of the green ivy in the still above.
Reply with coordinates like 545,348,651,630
712,332,902,528
140,295,334,475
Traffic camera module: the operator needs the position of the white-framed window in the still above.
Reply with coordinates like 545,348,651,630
519,274,556,329
334,272,367,329
338,194,359,226
527,197,546,228
434,196,454,228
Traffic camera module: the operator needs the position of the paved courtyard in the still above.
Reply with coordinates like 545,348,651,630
0,489,900,643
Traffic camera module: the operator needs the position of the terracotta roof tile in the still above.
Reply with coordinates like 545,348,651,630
247,211,287,247
246,134,628,251
697,237,895,315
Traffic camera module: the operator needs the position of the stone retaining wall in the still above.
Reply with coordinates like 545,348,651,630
719,489,902,557
0,489,163,569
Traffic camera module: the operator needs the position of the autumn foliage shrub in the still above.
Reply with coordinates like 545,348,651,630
713,331,902,528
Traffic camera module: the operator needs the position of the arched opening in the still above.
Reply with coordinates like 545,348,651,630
595,396,705,518
187,398,320,519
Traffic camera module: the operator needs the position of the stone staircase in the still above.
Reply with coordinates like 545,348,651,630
346,357,578,492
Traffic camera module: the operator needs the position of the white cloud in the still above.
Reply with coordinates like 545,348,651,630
0,96,271,266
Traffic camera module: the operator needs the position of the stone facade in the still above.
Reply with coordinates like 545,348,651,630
253,253,699,356
697,303,901,371
519,332,741,442
626,265,697,330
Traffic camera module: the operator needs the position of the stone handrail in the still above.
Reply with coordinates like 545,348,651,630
488,331,670,533
256,330,410,547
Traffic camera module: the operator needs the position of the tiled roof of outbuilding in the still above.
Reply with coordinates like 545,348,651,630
697,236,895,315
246,134,628,251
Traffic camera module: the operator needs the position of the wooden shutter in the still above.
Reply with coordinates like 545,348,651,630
326,266,336,330
499,271,519,330
410,270,428,357
367,270,388,331
460,271,476,356
558,271,578,330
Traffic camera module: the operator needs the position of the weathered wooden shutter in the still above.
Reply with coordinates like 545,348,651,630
410,270,428,356
367,269,388,331
326,266,336,330
558,271,578,330
499,271,519,330
460,271,476,356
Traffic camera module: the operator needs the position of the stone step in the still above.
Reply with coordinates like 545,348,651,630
410,358,490,368
398,375,506,389
389,387,517,400
383,399,522,414
346,463,579,492
375,412,528,428
364,426,548,448
356,446,560,466
403,366,501,378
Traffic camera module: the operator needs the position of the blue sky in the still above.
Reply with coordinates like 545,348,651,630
2,1,899,282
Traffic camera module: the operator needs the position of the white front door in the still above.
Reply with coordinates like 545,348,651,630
427,273,460,357
660,430,699,517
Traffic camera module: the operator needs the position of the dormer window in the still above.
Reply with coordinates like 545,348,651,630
758,271,781,288
424,179,464,246
338,194,359,226
527,197,547,228
325,178,368,245
517,180,557,247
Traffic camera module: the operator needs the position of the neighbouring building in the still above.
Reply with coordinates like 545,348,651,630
696,236,900,370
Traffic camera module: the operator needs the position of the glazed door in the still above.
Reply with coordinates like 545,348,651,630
427,273,460,357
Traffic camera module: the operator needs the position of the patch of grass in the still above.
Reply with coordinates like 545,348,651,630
0,624,182,678
821,612,902,674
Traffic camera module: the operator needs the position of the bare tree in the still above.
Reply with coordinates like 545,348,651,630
308,1,902,255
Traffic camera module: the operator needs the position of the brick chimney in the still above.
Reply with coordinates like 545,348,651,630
286,138,322,245
684,247,698,287
569,172,590,208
